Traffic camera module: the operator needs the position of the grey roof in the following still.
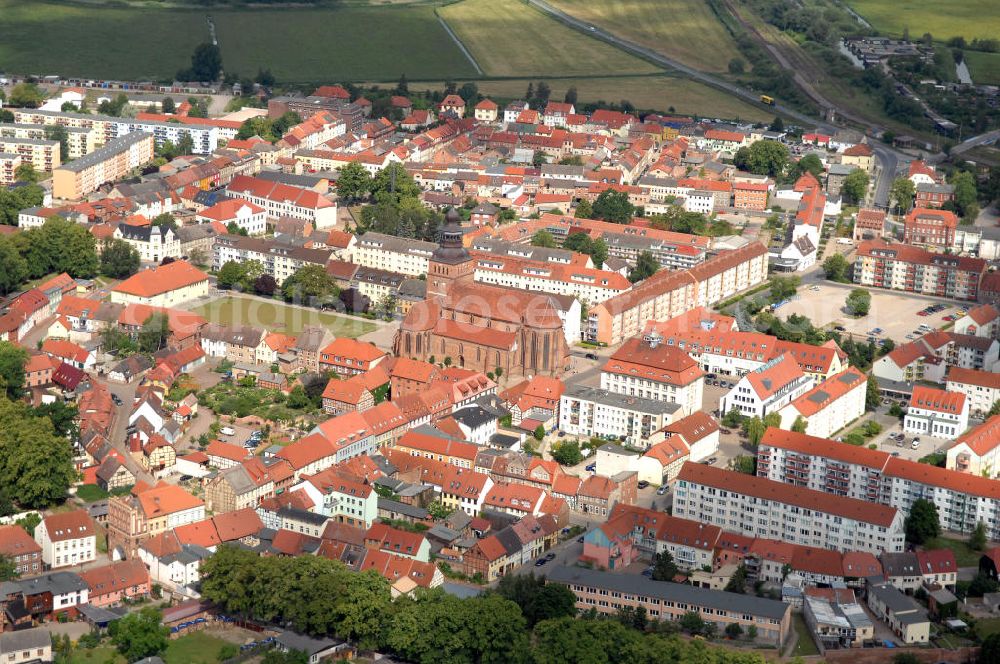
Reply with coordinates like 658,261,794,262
426,524,461,542
451,406,496,430
58,133,152,173
355,231,436,256
880,552,920,576
175,223,220,243
397,278,427,300
0,626,51,653
547,567,790,620
598,443,638,457
377,497,430,521
489,433,521,449
77,603,128,625
562,384,682,417
278,506,328,526
160,543,213,566
868,582,928,624
276,630,342,656
294,326,330,353
5,571,87,597
215,235,333,266
201,323,265,348
354,266,405,288
117,223,169,243
495,526,525,556
915,182,955,194
256,170,331,189
828,163,855,176
470,237,577,264
219,464,258,495
0,136,59,147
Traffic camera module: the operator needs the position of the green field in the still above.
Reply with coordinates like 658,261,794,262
193,296,377,338
0,1,476,82
438,0,659,77
409,76,772,121
548,0,744,74
69,647,124,664
846,0,1000,42
965,51,1000,86
163,632,232,664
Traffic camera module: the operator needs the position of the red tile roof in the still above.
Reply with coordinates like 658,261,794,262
112,261,208,298
787,367,866,417
745,354,805,400
42,510,94,542
909,385,966,414
604,336,703,386
952,415,1000,456
678,462,899,527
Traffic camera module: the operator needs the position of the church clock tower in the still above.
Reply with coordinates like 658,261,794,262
427,208,473,298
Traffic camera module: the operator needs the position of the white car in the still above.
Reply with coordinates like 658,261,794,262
220,426,236,437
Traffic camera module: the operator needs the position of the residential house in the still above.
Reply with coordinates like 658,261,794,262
33,510,96,569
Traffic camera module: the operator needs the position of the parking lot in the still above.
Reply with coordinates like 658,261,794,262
774,279,966,343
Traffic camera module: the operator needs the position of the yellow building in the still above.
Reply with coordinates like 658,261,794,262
110,260,209,308
53,133,154,200
0,137,60,172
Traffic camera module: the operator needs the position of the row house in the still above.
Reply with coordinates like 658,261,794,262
674,462,906,554
107,484,205,558
226,174,337,228
350,232,436,277
213,235,333,286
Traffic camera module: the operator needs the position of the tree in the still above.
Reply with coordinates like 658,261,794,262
162,97,176,114
217,261,247,290
762,412,781,431
32,401,78,440
0,554,17,582
971,521,988,551
254,274,277,297
845,288,871,317
0,341,27,400
842,169,870,204
791,415,808,433
866,374,881,411
592,189,635,223
679,611,707,635
743,416,766,447
533,425,545,441
531,230,556,248
395,74,409,96
15,163,39,184
893,654,920,664
651,551,679,582
723,406,744,428
628,251,659,283
8,83,43,108
564,86,578,105
494,574,576,627
187,43,223,81
981,633,1000,664
574,199,593,219
769,116,784,132
263,651,309,664
889,177,916,214
109,607,169,662
734,140,789,177
0,395,75,508
789,154,824,182
0,238,28,295
950,170,979,221
551,441,582,466
725,565,748,594
138,313,170,354
769,275,800,302
176,132,195,157
282,265,339,305
100,239,141,279
44,124,70,162
822,253,851,282
904,498,940,544
336,162,372,203
728,58,745,74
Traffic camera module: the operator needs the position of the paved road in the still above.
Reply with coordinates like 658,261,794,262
951,128,1000,156
97,375,155,486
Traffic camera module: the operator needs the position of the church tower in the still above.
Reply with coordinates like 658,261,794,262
427,208,473,298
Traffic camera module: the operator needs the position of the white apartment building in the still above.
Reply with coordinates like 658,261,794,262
720,354,815,418
213,235,333,286
196,199,267,236
113,223,182,263
682,190,715,215
473,256,631,305
34,511,97,569
227,175,337,229
674,462,905,554
600,333,705,416
351,232,436,277
560,385,682,449
946,367,1000,419
777,367,867,439
903,386,969,438
757,427,1000,539
290,469,378,529
953,304,1000,339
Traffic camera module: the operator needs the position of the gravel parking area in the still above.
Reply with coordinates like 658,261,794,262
774,280,965,343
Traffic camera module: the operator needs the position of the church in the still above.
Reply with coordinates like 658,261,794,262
394,209,570,377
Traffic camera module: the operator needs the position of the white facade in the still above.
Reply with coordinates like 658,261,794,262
946,372,1000,419
674,466,906,554
34,520,96,569
904,396,969,438
777,370,867,440
560,386,681,449
113,224,181,263
682,191,714,215
351,232,435,277
720,359,814,419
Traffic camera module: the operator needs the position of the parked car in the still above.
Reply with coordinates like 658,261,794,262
544,552,557,561
220,426,236,437
585,352,598,360
534,558,547,566
585,463,596,472
638,480,649,489
656,486,668,495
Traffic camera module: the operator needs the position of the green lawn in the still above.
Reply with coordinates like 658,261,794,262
163,632,231,664
791,613,819,656
75,484,109,503
439,0,659,78
846,0,999,42
976,617,1000,638
69,647,124,664
193,296,377,338
0,1,477,82
965,51,1000,86
923,536,983,567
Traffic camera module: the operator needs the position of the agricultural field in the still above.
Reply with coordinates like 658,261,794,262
193,295,377,338
408,76,773,122
0,1,477,82
846,0,999,42
438,0,659,78
965,51,1000,86
547,0,745,74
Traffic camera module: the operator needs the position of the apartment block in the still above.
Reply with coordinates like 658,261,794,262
52,133,154,200
351,232,436,277
227,175,337,229
0,136,60,172
213,235,333,286
472,253,631,305
0,121,99,158
674,462,905,554
946,367,1000,418
599,333,705,415
0,152,21,185
559,385,681,449
757,427,1000,539
854,240,986,302
777,367,867,439
903,208,958,249
720,354,814,419
903,385,969,438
